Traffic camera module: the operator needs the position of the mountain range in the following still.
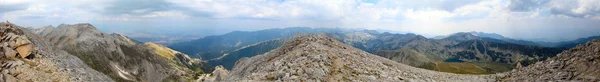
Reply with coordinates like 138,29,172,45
170,27,591,74
200,34,600,81
222,34,497,81
1,22,599,81
328,30,565,74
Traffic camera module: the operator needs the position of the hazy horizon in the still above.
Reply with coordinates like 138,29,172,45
2,0,600,42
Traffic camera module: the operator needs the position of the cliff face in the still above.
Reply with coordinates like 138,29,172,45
501,39,600,81
225,34,496,81
0,22,112,81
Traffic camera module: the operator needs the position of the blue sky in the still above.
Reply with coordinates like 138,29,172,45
1,0,600,42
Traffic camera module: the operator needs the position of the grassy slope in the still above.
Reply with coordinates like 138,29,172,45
431,62,489,74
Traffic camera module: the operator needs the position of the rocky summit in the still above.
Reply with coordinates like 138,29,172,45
1,22,204,82
223,34,496,81
33,23,203,81
0,22,112,81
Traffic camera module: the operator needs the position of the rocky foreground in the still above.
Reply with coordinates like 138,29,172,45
500,39,600,81
0,22,112,81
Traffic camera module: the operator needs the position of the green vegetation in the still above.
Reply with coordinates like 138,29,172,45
431,62,490,74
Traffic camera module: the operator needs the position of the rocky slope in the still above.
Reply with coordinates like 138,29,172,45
197,65,230,82
33,23,202,81
224,34,495,81
501,39,600,81
538,35,600,48
144,42,204,73
0,22,112,81
374,48,434,69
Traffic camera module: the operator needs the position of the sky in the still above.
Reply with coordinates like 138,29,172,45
1,0,599,42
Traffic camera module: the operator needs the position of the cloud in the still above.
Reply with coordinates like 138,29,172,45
0,0,30,14
0,5,27,14
507,0,600,19
508,0,548,12
548,0,600,18
103,0,174,15
1,0,600,42
437,0,484,11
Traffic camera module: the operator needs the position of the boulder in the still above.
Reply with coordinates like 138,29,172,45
3,47,16,60
15,44,33,59
1,73,17,82
14,36,31,46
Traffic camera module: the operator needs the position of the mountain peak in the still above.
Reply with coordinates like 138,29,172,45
1,22,113,81
56,23,99,31
449,31,506,39
34,23,106,45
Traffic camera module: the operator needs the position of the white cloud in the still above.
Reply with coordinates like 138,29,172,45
0,0,30,4
404,9,454,21
141,11,189,18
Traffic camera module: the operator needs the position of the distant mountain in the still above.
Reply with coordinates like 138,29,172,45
33,23,203,81
437,32,540,46
438,32,600,49
536,35,600,48
128,35,199,46
168,27,351,60
328,31,564,74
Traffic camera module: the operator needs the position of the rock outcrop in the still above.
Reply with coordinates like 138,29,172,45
0,22,112,81
374,48,434,69
225,34,496,81
501,39,600,81
198,65,230,82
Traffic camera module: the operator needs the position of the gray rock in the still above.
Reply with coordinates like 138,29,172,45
501,39,600,81
2,73,17,82
1,22,113,81
2,46,16,60
31,23,202,82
